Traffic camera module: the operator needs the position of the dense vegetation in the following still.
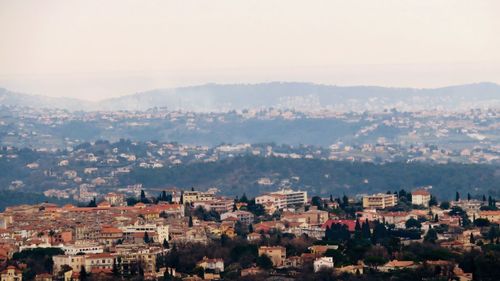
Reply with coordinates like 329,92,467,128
0,190,74,211
122,156,500,199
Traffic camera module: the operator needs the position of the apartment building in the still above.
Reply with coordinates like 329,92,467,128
183,190,215,204
255,188,307,210
362,193,398,209
411,189,431,207
220,211,255,224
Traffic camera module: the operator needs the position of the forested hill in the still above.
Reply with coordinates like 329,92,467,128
119,156,500,200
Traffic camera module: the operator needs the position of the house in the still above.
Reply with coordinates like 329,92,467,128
336,263,364,274
84,253,114,272
258,246,286,267
308,245,338,256
322,220,357,232
0,266,22,281
197,256,225,273
379,260,417,272
412,190,431,207
314,257,334,272
478,210,500,223
53,255,85,275
34,273,53,281
247,232,262,242
220,211,254,224
240,267,263,277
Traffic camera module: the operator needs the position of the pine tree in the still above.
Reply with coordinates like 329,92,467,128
188,215,193,227
467,193,471,201
240,193,249,203
470,233,475,244
354,219,362,240
455,191,460,202
80,266,88,281
140,190,148,204
361,219,371,240
424,227,438,243
342,195,349,207
87,197,97,207
163,238,170,249
143,231,150,243
112,259,119,276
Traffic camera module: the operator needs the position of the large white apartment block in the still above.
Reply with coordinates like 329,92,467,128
255,188,308,210
120,224,169,242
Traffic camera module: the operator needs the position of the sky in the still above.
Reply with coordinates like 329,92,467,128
0,0,499,101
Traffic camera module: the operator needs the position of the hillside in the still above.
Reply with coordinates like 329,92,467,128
1,82,499,112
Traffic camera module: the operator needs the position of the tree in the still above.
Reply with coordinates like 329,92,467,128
311,196,323,210
474,218,490,227
364,246,389,268
439,201,450,210
354,219,362,240
87,197,97,207
256,254,273,269
188,215,193,227
143,231,150,244
424,227,438,243
469,233,475,244
112,259,120,277
455,192,460,202
140,189,150,204
342,195,349,208
361,220,371,240
80,266,88,281
467,193,471,201
163,239,170,249
240,193,249,203
405,218,422,229
429,196,438,206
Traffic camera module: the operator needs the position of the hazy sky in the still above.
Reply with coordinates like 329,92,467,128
0,0,499,101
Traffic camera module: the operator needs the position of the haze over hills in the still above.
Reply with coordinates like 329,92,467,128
1,82,500,112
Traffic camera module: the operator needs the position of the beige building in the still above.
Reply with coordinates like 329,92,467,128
258,246,286,267
411,189,431,207
0,266,22,281
478,210,500,223
53,255,85,274
183,190,215,204
362,193,398,209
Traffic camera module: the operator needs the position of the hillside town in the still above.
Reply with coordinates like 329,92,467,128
1,106,498,165
1,186,500,280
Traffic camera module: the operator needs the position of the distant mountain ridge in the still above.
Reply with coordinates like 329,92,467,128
1,82,499,112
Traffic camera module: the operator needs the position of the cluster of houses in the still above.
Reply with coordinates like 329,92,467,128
1,186,499,280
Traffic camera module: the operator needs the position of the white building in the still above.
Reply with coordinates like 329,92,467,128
255,188,307,210
314,257,334,272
